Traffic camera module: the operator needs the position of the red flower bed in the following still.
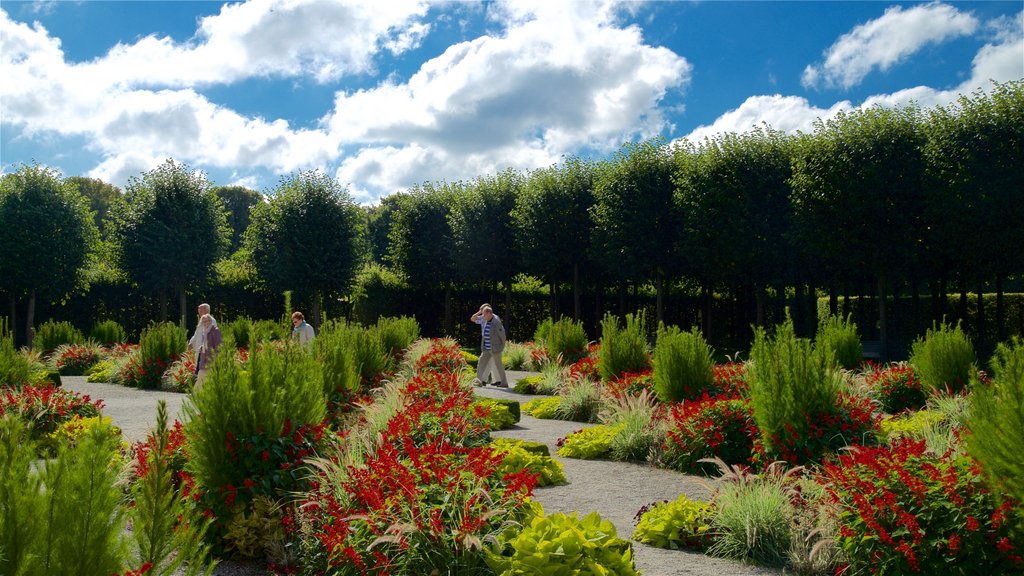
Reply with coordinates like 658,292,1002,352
51,343,104,375
753,393,879,466
712,362,748,398
663,395,758,474
824,439,1022,574
300,369,537,574
867,364,927,413
0,383,104,438
569,355,600,381
605,369,655,401
415,340,467,375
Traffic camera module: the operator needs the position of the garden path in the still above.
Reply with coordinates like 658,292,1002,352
61,374,780,575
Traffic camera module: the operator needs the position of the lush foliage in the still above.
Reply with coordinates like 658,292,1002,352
49,342,105,375
372,315,420,362
0,383,103,440
534,316,589,364
652,324,715,402
555,376,603,423
909,322,977,394
968,337,1024,507
474,399,516,431
557,424,623,459
825,439,1022,574
598,312,650,382
868,363,927,413
492,438,567,487
663,396,757,474
707,469,795,567
815,314,863,370
632,493,713,550
485,510,638,576
90,319,127,346
523,396,562,419
125,322,187,389
32,319,85,353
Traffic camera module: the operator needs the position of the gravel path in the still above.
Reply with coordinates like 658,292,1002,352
62,373,780,575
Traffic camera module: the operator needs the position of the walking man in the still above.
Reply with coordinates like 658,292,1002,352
471,304,508,387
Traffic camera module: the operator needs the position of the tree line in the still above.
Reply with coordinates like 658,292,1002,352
1,81,1021,356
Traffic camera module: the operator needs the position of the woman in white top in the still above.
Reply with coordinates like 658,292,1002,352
291,311,315,345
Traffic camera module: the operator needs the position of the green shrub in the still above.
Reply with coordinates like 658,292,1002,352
747,318,844,463
707,469,794,567
486,397,521,422
32,319,83,353
474,399,516,430
1,321,37,387
556,377,603,423
251,319,287,342
662,397,756,475
485,511,638,576
89,319,127,346
608,409,656,462
557,423,623,459
502,341,531,370
313,324,360,397
536,316,588,364
652,324,714,402
183,343,326,544
0,415,128,575
815,313,863,370
879,409,946,443
461,350,480,365
319,320,389,388
223,316,253,349
867,364,927,413
514,374,544,393
43,370,62,388
633,494,713,550
372,315,420,361
909,321,976,394
86,358,123,383
523,396,561,419
49,342,104,375
968,337,1024,506
491,439,566,486
132,322,187,389
491,437,549,457
599,311,649,381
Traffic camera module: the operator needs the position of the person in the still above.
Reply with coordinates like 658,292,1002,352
188,303,217,352
292,311,315,345
192,313,221,391
470,304,508,387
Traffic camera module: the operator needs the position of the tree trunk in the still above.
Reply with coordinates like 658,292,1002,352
618,280,627,317
26,290,36,350
828,278,838,317
996,274,1005,342
842,283,850,317
976,281,985,345
878,276,888,362
505,280,513,336
573,263,581,320
549,278,558,320
8,294,17,347
958,279,968,324
655,270,665,326
701,281,712,341
312,289,322,331
755,285,765,327
793,281,804,334
178,287,187,329
443,283,452,336
159,291,168,324
911,274,921,337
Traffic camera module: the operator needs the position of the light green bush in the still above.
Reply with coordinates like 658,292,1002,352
599,312,649,381
474,399,516,430
89,319,127,346
223,316,253,349
557,423,623,459
968,337,1024,506
502,342,531,370
492,439,566,486
1,321,36,387
373,315,420,363
633,494,713,550
137,322,187,389
536,317,589,365
909,321,976,394
556,377,603,423
523,396,562,419
485,511,638,576
815,314,863,370
313,323,360,398
514,374,544,393
707,470,794,567
32,319,83,353
653,324,714,402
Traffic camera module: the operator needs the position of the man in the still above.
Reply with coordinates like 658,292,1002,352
470,304,508,387
188,303,217,353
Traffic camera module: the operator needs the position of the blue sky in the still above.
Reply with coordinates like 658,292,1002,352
2,1,1021,203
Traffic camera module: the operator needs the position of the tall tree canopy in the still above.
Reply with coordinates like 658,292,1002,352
213,185,262,252
114,159,230,324
513,158,596,319
244,170,362,328
66,176,122,233
592,139,682,323
0,164,99,347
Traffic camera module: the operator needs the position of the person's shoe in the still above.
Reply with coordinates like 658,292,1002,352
472,378,484,387
494,382,509,388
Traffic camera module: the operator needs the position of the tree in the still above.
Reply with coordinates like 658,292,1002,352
66,176,122,233
244,170,362,328
450,168,522,314
114,159,230,325
213,185,262,252
366,194,402,266
513,158,596,319
387,182,459,333
0,164,99,348
591,139,681,323
676,127,795,335
924,81,1024,343
790,106,928,358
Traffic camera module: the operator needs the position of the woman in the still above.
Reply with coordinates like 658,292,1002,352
192,313,222,391
292,311,315,345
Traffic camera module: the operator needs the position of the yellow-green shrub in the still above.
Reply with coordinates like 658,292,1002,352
492,439,566,486
557,423,624,459
633,494,713,550
523,396,561,419
474,399,516,430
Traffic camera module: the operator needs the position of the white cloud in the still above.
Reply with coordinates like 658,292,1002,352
687,10,1022,144
802,2,978,90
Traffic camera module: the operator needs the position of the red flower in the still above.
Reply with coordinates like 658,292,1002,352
948,534,961,554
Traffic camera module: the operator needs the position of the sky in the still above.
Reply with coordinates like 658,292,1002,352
1,1,1021,204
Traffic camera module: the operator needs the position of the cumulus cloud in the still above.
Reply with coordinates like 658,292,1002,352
802,2,978,90
682,96,854,144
